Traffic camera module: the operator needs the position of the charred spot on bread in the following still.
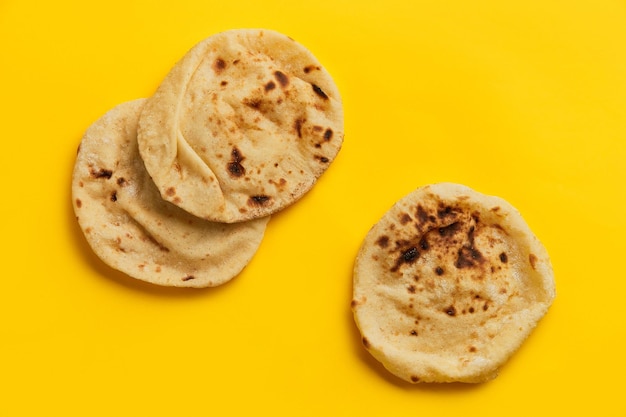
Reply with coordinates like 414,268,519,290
376,236,390,248
248,195,271,206
227,147,246,178
323,128,333,140
212,58,226,73
274,70,289,88
91,168,113,179
311,84,328,100
303,65,320,73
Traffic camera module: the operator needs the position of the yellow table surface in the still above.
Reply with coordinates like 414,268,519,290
2,0,625,415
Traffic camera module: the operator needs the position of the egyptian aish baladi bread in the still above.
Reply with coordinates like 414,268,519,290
72,99,269,288
137,29,344,223
352,183,555,383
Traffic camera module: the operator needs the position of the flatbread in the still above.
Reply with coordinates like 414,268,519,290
72,99,269,288
352,183,555,383
137,29,344,223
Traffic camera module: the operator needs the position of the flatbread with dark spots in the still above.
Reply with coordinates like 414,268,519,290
137,29,344,223
352,183,555,383
72,99,268,288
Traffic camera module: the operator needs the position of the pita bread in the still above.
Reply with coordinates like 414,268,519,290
352,183,555,383
72,99,269,288
137,29,344,223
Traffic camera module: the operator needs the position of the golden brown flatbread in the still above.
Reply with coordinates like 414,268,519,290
352,183,555,383
137,29,344,223
72,99,269,288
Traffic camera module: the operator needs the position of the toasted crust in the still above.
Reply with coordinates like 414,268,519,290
72,99,269,288
352,183,555,383
137,29,344,223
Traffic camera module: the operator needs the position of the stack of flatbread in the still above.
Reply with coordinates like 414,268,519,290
72,29,344,287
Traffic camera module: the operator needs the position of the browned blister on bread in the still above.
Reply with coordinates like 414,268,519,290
137,29,344,223
352,183,555,383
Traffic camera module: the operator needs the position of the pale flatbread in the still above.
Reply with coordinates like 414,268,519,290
72,99,269,288
352,183,555,383
137,29,344,223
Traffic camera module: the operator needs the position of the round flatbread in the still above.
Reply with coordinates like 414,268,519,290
137,29,344,223
352,183,555,383
72,99,269,288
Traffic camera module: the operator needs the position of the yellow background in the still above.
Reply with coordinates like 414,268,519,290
1,0,625,415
